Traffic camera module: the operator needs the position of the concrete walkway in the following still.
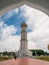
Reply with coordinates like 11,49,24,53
0,58,49,65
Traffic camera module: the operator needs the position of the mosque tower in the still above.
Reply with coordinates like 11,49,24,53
16,22,32,57
20,22,28,57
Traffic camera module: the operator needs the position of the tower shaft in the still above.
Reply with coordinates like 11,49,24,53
20,22,28,57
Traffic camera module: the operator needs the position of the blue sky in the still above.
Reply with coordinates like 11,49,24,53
0,5,49,52
1,6,31,35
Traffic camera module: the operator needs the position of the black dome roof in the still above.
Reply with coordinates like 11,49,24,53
21,22,27,27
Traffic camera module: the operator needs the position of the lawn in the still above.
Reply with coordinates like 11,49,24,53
0,56,49,62
35,56,49,61
0,57,11,61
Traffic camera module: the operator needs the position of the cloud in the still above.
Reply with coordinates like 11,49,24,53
20,5,49,52
0,18,20,52
0,20,17,40
27,16,49,52
2,25,17,39
0,35,20,52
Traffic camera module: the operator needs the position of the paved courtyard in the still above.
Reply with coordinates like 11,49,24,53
0,58,49,65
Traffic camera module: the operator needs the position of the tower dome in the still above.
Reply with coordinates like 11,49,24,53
21,22,27,27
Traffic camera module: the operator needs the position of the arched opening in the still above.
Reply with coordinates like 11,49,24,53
0,0,49,57
0,4,49,53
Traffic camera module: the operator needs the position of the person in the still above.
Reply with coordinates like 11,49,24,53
15,55,16,59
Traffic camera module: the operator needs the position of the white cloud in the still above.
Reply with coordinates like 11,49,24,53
0,19,20,52
0,20,17,40
0,35,20,52
19,5,49,52
2,25,17,39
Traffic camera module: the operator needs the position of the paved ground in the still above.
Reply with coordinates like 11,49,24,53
0,58,49,65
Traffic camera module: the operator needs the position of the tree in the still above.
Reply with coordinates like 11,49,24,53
30,49,45,56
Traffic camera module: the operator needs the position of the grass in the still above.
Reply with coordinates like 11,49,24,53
0,56,49,62
0,57,11,61
34,56,49,61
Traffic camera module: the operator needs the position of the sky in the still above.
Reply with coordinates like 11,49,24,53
0,4,49,52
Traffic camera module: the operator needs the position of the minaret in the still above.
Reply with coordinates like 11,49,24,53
16,22,32,57
20,22,28,57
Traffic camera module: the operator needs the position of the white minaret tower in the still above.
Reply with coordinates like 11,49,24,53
20,22,28,57
16,22,32,57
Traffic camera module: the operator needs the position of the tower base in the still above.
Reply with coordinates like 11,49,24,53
15,50,32,58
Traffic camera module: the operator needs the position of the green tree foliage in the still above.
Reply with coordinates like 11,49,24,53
30,49,45,56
